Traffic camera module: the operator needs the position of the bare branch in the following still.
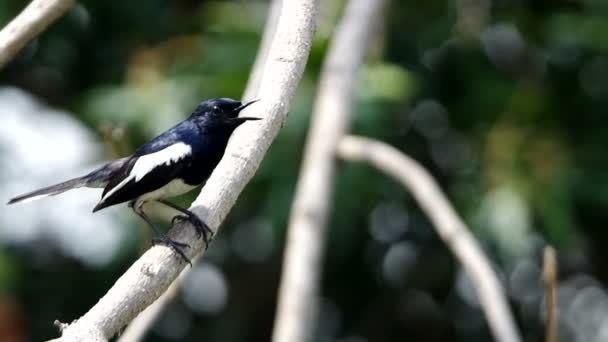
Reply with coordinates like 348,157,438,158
271,0,387,341
48,0,319,340
0,0,75,68
337,135,522,342
543,246,557,342
117,0,284,340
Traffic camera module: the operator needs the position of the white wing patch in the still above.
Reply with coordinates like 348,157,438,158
136,179,196,204
100,142,192,203
131,143,192,182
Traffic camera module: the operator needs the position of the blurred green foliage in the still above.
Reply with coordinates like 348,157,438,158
1,0,608,341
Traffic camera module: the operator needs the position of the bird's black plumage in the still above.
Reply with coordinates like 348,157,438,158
8,98,260,263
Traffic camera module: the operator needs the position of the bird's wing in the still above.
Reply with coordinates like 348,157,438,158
93,142,193,211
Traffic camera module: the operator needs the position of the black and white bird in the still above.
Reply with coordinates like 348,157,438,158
7,98,260,262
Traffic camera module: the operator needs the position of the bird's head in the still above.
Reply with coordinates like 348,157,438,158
190,98,261,128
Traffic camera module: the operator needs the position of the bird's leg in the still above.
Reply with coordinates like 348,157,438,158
129,201,192,265
156,199,213,249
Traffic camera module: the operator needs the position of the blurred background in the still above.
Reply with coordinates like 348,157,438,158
1,0,607,341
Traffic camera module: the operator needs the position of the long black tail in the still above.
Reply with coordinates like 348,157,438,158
7,157,130,205
7,177,89,204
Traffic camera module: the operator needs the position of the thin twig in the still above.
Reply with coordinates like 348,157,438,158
117,1,284,340
337,135,522,342
543,246,557,342
271,0,387,341
0,0,75,68
47,0,319,340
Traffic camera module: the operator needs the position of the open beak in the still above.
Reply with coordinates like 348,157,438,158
232,99,262,122
234,99,260,113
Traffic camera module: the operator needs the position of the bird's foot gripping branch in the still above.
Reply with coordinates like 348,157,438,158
8,98,260,264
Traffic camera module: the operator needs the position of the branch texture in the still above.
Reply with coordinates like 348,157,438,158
49,0,319,340
337,135,522,342
115,267,189,342
271,0,386,341
0,0,75,68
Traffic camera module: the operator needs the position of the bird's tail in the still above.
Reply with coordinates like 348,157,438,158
7,177,89,204
7,157,130,205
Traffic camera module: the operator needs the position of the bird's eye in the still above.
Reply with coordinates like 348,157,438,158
213,106,220,112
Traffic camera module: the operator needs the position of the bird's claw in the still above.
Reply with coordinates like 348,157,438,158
193,217,214,250
152,235,192,266
172,214,214,250
171,215,188,225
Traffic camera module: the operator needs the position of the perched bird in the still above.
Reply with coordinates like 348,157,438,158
7,98,260,263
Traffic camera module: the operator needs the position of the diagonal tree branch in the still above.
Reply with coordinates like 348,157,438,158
337,135,522,342
0,0,75,68
117,1,284,340
48,0,319,340
271,0,387,341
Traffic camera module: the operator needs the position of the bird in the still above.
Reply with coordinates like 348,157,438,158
7,98,260,263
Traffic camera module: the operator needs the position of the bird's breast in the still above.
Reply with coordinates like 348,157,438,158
135,179,196,204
